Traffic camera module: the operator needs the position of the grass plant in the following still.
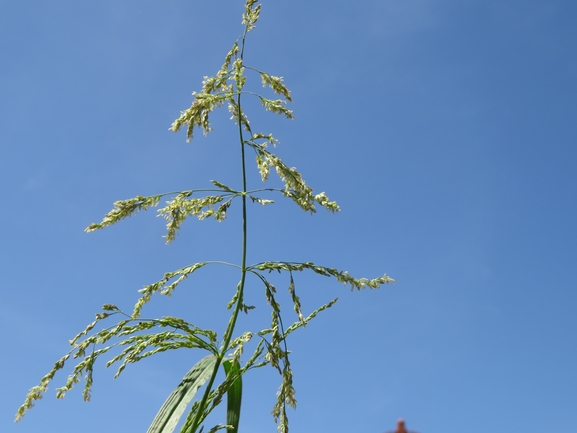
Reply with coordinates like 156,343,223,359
16,2,394,432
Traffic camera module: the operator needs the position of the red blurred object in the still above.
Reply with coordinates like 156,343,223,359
396,419,408,433
383,418,420,433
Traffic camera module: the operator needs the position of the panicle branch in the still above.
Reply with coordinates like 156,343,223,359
158,192,234,244
250,261,395,290
85,195,161,232
15,306,217,422
133,262,208,318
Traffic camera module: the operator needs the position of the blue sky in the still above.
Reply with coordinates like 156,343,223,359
1,1,576,432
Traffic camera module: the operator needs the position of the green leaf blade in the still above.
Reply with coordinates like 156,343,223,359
147,355,218,433
222,359,242,433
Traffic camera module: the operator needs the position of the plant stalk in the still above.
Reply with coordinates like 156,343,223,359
185,21,250,433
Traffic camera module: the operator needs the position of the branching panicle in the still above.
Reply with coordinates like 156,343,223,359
19,2,394,433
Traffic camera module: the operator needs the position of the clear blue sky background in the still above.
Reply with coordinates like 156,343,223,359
1,1,576,432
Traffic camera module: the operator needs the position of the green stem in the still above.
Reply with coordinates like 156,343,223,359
185,20,251,433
